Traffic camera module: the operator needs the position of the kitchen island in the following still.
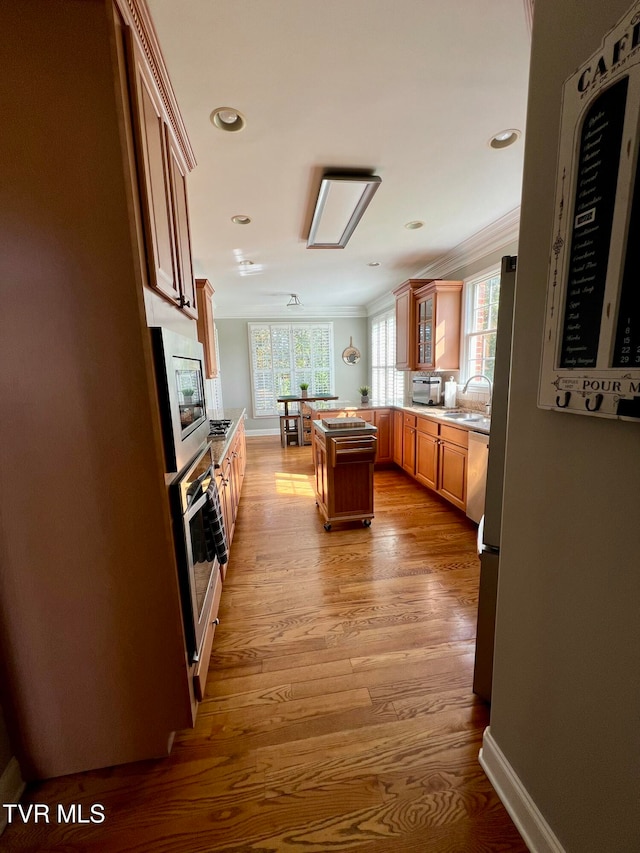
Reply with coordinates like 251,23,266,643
312,417,378,530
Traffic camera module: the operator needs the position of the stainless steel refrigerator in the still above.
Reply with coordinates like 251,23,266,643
472,255,517,703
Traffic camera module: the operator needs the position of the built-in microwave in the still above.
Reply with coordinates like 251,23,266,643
151,327,210,473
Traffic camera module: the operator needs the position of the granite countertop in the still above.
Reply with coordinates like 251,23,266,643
306,399,490,434
305,399,361,411
206,407,246,467
400,404,491,435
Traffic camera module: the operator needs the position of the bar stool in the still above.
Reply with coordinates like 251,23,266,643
280,414,303,447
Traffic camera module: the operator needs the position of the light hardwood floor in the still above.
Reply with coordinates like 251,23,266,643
3,436,527,852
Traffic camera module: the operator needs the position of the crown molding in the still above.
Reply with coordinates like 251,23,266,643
414,207,521,282
365,291,395,318
215,304,368,320
115,0,196,170
365,208,521,316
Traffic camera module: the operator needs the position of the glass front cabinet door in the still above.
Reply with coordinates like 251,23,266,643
417,292,434,369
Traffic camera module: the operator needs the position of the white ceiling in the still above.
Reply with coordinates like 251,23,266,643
147,0,531,318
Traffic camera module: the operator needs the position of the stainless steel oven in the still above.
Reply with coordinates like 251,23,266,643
170,442,223,663
151,327,210,473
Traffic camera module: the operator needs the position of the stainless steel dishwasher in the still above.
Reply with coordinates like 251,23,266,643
466,431,489,523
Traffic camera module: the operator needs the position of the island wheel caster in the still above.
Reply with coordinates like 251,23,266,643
323,522,332,531
362,519,371,527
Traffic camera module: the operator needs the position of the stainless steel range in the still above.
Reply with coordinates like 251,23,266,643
209,418,232,437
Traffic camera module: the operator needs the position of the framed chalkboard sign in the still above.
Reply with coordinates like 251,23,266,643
539,0,640,421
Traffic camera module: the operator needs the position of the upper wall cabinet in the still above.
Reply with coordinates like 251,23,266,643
196,278,219,378
393,279,462,371
128,34,197,319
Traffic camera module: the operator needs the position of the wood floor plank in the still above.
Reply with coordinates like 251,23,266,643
1,436,527,852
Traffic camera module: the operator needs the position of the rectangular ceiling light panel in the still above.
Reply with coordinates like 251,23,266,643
307,174,381,249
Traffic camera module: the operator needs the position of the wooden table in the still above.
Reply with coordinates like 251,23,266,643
277,395,338,416
277,395,339,446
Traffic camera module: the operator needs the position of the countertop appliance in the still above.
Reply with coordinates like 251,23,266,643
466,432,489,524
473,255,517,703
412,376,442,406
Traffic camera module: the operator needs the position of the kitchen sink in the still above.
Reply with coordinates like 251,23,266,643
442,412,482,421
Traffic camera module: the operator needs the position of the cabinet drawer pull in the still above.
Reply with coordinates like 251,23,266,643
212,618,220,626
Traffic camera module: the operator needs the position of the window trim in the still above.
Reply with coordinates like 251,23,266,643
462,265,501,387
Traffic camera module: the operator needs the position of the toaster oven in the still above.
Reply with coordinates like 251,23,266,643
412,376,442,406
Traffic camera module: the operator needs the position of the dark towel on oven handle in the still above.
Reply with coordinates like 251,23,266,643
204,480,228,565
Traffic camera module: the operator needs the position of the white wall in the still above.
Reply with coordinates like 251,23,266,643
216,317,369,431
489,1,640,851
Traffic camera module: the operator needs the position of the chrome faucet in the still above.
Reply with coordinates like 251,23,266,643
462,374,493,416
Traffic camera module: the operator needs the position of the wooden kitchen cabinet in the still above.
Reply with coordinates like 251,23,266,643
373,409,392,462
393,279,462,370
167,138,197,318
192,569,222,701
356,409,375,423
414,280,462,370
196,279,219,378
393,280,417,369
215,419,246,560
437,424,468,510
129,37,197,318
402,413,417,476
415,416,438,489
393,409,403,465
130,55,178,305
397,413,469,512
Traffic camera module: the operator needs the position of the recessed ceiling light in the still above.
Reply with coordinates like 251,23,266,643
231,215,251,225
210,107,246,133
489,128,521,149
405,221,424,230
368,261,381,267
238,260,254,266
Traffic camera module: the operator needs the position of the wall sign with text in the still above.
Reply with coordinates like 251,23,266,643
539,0,640,421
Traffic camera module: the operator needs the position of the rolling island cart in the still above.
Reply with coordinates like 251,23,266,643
312,417,378,530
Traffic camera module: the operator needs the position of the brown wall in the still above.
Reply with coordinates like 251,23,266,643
0,0,191,778
0,705,13,772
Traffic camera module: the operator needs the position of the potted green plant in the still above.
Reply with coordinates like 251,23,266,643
299,382,309,398
359,385,370,404
182,387,195,401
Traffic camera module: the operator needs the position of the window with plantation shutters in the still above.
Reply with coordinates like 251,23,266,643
371,309,404,403
248,323,334,417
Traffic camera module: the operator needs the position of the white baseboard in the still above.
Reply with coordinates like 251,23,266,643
0,756,26,835
479,727,565,853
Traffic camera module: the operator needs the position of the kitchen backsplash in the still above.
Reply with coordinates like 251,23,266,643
409,370,490,411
